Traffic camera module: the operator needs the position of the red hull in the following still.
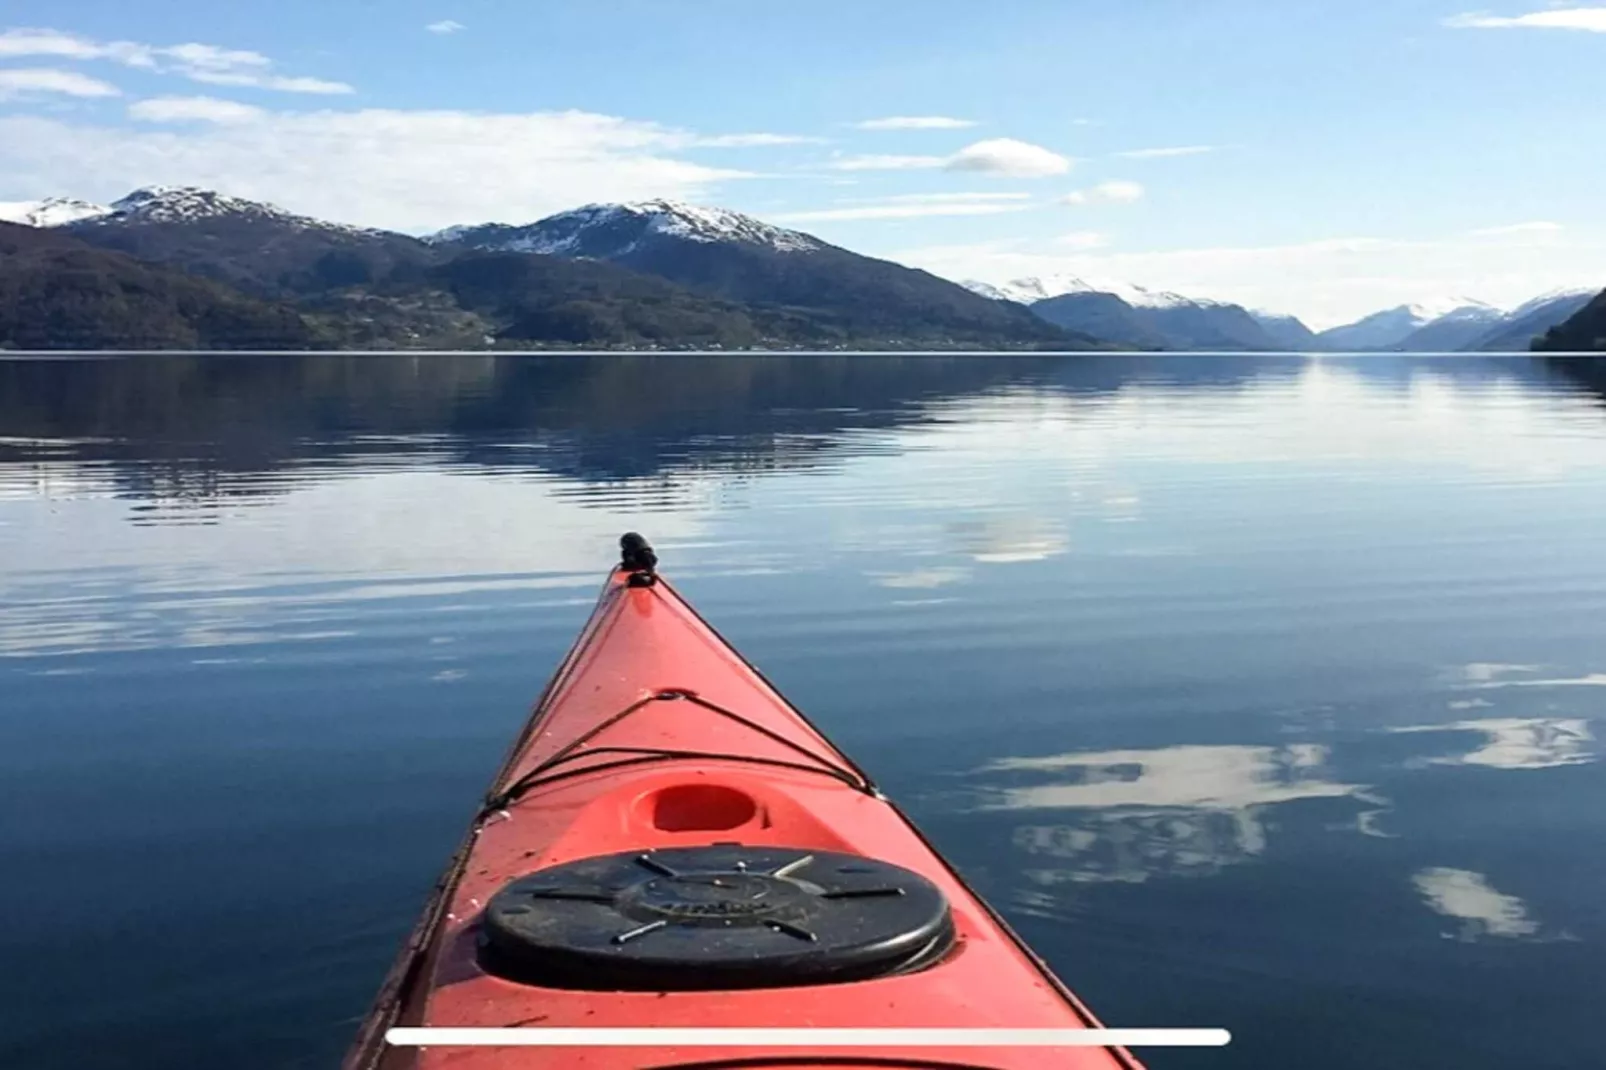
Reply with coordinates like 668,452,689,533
345,542,1144,1070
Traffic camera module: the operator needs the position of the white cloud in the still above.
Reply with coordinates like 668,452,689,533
183,71,353,94
691,132,827,147
426,19,466,34
0,27,351,93
861,192,1032,203
1115,145,1215,159
854,115,976,130
828,153,950,171
0,28,157,66
827,138,1070,177
1445,7,1606,32
1055,231,1108,249
946,138,1071,177
1060,180,1144,205
1469,220,1563,236
128,95,266,124
0,66,121,99
0,108,757,233
774,200,1033,222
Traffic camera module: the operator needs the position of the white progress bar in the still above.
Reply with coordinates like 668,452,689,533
386,1027,1231,1047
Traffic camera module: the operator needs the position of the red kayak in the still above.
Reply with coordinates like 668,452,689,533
345,535,1149,1070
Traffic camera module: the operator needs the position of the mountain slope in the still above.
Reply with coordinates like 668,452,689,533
1470,289,1597,351
1533,290,1606,352
0,221,321,350
430,200,1089,348
1250,310,1321,350
64,187,436,298
1392,302,1505,352
424,252,820,348
1029,292,1171,350
969,275,1291,350
1316,301,1469,351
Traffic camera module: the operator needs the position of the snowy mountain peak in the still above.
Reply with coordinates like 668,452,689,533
47,185,380,236
427,199,825,256
962,274,1219,310
0,196,113,228
1505,286,1598,321
1402,296,1496,323
543,199,822,254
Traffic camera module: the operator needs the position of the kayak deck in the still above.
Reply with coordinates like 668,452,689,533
346,539,1144,1070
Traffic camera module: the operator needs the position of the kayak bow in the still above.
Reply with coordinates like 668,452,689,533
345,535,1145,1070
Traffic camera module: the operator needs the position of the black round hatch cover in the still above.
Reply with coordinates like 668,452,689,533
477,845,956,990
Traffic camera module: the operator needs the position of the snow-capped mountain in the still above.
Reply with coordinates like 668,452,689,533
962,275,1209,310
0,197,113,228
427,199,824,257
427,198,1068,347
7,186,431,299
1316,299,1492,351
87,186,381,235
1466,287,1599,351
1392,300,1507,352
965,274,1305,350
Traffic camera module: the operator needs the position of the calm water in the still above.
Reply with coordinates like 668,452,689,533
2,353,1604,1070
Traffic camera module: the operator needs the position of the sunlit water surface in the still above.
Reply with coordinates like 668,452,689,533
2,353,1604,1070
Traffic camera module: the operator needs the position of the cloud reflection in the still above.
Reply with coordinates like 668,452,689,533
1412,867,1539,940
1390,717,1594,770
973,743,1368,884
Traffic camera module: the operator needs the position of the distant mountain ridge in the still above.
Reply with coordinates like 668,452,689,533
2,183,1595,352
0,186,1098,350
964,275,1302,351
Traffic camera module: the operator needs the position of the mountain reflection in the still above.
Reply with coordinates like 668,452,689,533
0,353,1298,515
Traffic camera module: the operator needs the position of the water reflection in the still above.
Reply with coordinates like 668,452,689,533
971,743,1369,883
1412,867,1541,941
1391,717,1595,770
7,353,1606,1070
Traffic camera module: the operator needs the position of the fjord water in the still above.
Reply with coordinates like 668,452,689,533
2,353,1604,1070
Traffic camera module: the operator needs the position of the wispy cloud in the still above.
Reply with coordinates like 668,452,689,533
1114,145,1215,159
858,192,1032,203
774,200,1034,222
1055,231,1109,249
692,132,828,147
827,138,1071,177
425,19,466,34
0,27,352,94
185,71,352,94
1060,180,1145,205
0,28,156,65
828,153,950,171
854,115,976,130
0,66,121,99
128,95,266,124
1445,7,1606,32
1469,221,1564,236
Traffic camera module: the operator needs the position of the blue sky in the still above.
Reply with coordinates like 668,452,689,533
1,0,1603,326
